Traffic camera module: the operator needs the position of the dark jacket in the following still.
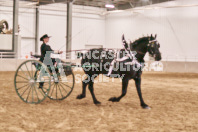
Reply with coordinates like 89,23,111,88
39,43,54,63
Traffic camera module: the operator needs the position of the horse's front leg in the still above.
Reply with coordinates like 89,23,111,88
109,77,129,102
88,79,101,105
134,77,150,109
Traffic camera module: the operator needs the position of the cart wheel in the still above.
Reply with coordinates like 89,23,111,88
46,69,75,100
14,60,51,104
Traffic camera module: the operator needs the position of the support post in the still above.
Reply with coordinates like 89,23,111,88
12,0,19,57
35,5,39,54
66,2,72,59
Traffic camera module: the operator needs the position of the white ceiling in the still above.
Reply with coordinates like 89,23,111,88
0,0,173,10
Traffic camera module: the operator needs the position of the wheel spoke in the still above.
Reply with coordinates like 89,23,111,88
43,83,53,93
59,82,68,94
50,83,55,88
43,83,53,92
42,87,48,90
20,68,29,79
37,87,45,97
20,85,31,97
17,83,29,90
50,84,56,97
26,86,32,101
31,61,34,78
25,63,32,78
32,85,34,103
56,84,58,99
33,85,40,102
57,84,64,98
60,82,72,89
16,81,29,83
17,74,29,81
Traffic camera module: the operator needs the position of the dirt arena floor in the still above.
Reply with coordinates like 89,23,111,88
0,71,198,132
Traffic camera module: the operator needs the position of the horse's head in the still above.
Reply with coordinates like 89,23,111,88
147,34,161,61
122,34,162,62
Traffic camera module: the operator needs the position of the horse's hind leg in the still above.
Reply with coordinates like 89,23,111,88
76,77,89,99
109,77,129,102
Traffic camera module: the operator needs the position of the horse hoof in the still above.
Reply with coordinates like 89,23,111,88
142,105,151,109
108,97,119,102
94,101,101,105
145,106,151,109
76,94,85,99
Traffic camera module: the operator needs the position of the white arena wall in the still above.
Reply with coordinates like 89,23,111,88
105,0,198,62
0,4,106,58
0,0,198,72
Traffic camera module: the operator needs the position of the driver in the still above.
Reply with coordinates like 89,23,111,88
39,34,63,88
39,34,63,64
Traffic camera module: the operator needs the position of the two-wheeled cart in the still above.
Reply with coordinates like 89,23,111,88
14,54,75,104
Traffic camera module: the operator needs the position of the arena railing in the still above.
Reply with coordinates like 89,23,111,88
0,52,17,59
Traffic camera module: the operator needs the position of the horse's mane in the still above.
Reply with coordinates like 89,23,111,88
130,36,150,49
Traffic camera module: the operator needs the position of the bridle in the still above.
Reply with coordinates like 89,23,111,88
130,39,158,56
147,39,160,57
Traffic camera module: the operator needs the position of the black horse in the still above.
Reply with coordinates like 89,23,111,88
76,34,161,109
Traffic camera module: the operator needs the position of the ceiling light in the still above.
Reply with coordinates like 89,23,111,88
105,4,115,8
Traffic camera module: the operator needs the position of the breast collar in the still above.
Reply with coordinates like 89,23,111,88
107,47,143,76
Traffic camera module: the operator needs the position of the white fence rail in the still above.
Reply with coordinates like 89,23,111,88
0,53,198,73
164,55,198,62
0,52,17,58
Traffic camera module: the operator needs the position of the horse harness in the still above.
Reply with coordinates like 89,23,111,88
107,39,158,76
107,41,142,76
